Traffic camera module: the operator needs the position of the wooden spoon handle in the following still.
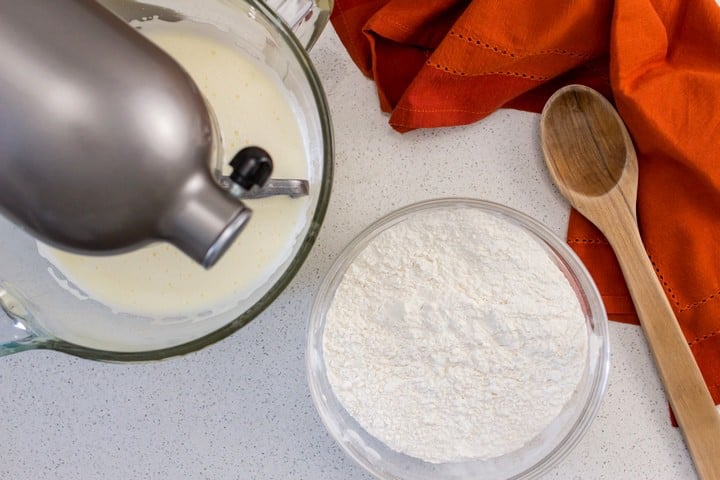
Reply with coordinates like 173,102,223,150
605,210,720,480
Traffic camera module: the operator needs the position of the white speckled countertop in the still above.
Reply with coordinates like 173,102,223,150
0,27,698,480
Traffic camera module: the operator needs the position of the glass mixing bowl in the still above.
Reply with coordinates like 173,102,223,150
306,198,610,480
0,0,333,361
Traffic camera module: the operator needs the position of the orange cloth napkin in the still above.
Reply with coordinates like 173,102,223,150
331,0,720,405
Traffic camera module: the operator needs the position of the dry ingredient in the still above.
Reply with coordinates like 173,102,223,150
322,206,588,463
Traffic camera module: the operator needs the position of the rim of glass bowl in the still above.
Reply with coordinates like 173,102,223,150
42,0,334,362
306,198,610,480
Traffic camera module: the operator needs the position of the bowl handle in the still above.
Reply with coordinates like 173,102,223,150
0,281,47,355
262,0,333,50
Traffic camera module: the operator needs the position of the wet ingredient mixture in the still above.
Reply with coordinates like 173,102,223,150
38,22,309,320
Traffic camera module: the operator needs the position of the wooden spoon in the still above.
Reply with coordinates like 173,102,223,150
540,84,720,480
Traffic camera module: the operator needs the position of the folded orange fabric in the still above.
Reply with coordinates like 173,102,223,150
331,0,720,405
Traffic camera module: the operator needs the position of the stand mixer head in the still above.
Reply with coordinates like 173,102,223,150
0,0,273,267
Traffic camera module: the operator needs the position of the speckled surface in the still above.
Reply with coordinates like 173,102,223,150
0,27,698,480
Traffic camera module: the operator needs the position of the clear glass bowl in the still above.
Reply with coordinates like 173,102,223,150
306,198,610,480
0,0,333,361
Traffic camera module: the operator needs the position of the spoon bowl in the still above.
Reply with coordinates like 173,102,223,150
541,86,630,198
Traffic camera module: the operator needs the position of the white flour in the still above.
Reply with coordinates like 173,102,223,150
322,206,588,463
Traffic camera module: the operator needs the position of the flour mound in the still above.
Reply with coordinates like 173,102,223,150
322,207,588,463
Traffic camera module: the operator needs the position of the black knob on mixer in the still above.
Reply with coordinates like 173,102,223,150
229,146,273,190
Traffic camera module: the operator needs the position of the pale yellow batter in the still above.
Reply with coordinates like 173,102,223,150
39,23,309,318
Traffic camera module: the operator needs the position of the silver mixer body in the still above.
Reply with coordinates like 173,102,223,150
0,0,258,267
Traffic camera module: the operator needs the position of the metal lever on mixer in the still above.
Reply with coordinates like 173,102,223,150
220,147,309,200
237,179,309,199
